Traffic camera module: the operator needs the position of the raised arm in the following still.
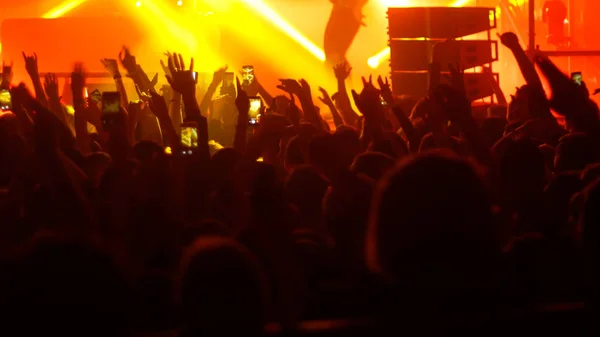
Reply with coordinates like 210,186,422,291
22,52,48,108
71,64,91,154
166,53,209,159
200,66,228,115
234,78,250,153
318,86,344,127
101,58,128,108
499,32,550,118
333,61,359,125
43,73,71,131
499,32,543,91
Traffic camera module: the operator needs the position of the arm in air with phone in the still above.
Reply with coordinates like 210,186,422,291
102,57,128,109
166,53,209,160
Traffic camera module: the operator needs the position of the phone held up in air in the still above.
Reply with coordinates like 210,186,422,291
248,96,262,125
180,121,199,155
0,89,12,111
223,72,234,88
89,89,102,104
101,91,121,129
571,72,583,86
192,71,199,84
242,65,255,85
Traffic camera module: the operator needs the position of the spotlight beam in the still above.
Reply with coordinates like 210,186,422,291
240,0,326,61
43,0,88,18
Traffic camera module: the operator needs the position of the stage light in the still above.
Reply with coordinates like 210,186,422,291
177,0,183,6
368,48,389,69
240,0,326,61
42,0,88,18
136,1,141,7
449,0,472,6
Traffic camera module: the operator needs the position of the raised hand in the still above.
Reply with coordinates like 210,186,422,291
351,75,381,116
317,87,334,106
235,77,250,119
135,84,152,103
377,75,394,105
165,52,195,95
298,79,312,97
498,32,521,50
276,79,302,96
71,63,86,105
100,58,121,78
1,61,14,89
333,61,352,81
148,90,169,120
44,73,60,102
211,65,229,84
160,51,174,78
118,46,137,75
22,52,40,77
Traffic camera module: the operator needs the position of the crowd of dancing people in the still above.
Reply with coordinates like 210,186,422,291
0,31,595,336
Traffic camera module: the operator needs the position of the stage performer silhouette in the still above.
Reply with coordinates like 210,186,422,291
324,0,368,66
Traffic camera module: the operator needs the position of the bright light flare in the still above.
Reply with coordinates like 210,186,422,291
240,0,325,61
450,0,472,7
42,0,88,18
368,48,390,69
136,1,141,7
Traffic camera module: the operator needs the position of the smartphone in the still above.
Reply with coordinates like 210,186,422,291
101,91,121,129
0,89,12,111
102,92,121,115
192,71,199,84
223,72,234,88
242,65,255,85
248,96,262,125
180,121,199,155
89,89,102,103
572,72,583,86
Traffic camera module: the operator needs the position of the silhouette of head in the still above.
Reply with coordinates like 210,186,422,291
367,150,494,286
351,152,395,181
179,237,268,337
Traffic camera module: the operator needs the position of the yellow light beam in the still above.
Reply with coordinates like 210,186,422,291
368,0,473,68
42,0,88,19
240,0,326,61
367,47,390,69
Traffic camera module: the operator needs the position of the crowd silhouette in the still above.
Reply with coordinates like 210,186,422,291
0,31,594,336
